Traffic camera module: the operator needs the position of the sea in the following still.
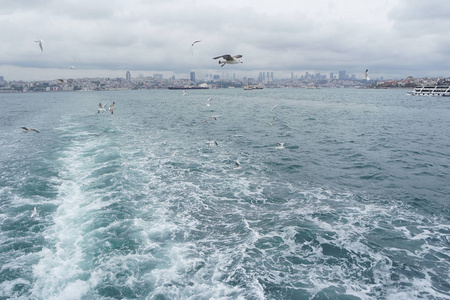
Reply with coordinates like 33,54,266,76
0,88,449,300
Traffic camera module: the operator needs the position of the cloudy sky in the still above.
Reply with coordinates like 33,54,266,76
1,0,450,81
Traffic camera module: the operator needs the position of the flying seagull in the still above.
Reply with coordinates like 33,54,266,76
35,39,43,52
58,79,73,84
31,206,39,218
234,160,241,169
109,102,115,114
68,66,75,70
191,40,201,47
266,117,276,126
276,142,285,149
207,141,219,147
364,69,370,81
213,54,243,67
205,97,212,106
20,127,39,133
98,102,108,113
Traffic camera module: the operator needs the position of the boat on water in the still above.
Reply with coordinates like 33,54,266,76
168,86,209,90
407,86,450,96
243,85,264,90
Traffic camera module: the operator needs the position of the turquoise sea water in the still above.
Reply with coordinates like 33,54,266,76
0,88,449,299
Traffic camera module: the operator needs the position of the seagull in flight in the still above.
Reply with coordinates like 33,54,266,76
276,142,285,149
213,54,243,67
234,160,241,169
58,79,73,84
207,140,219,147
266,117,276,126
68,66,75,70
191,40,201,47
205,97,212,106
31,206,39,218
20,127,39,133
98,102,108,113
35,39,43,52
109,102,115,114
364,69,370,81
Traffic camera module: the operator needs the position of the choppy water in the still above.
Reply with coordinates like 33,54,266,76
0,88,449,300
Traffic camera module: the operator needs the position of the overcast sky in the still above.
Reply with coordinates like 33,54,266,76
1,0,450,81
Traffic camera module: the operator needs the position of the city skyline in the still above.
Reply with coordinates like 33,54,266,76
1,0,450,81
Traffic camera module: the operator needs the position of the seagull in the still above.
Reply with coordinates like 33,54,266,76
191,40,201,47
31,206,39,218
271,105,278,111
276,142,285,149
207,141,219,147
98,102,108,113
20,127,39,133
266,117,276,126
364,69,370,81
209,116,217,121
35,39,43,52
183,90,189,96
234,160,241,169
109,102,115,114
213,54,243,67
68,66,75,70
58,79,73,84
205,97,212,106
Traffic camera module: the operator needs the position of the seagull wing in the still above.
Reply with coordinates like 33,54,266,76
191,40,201,46
98,102,103,108
20,127,28,130
31,206,38,218
213,54,232,60
31,129,40,133
232,55,243,59
35,40,43,52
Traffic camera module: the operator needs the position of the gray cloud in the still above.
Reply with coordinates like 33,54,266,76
1,0,449,80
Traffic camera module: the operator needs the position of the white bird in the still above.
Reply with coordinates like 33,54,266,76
183,90,189,96
276,142,285,149
234,160,241,169
205,97,212,106
266,117,276,126
98,102,108,113
31,206,39,218
109,102,115,114
68,66,75,70
58,79,73,84
20,127,39,133
35,39,43,52
213,54,243,67
364,69,370,81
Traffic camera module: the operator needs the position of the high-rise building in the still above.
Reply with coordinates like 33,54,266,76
126,71,131,81
190,72,195,82
339,70,347,80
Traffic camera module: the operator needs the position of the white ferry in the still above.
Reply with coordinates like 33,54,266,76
407,86,450,96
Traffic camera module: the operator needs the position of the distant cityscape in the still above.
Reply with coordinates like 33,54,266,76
0,71,449,93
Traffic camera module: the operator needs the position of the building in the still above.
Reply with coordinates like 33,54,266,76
126,71,131,81
190,72,195,82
